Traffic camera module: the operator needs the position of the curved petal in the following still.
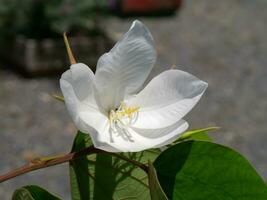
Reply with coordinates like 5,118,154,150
127,69,208,129
78,112,117,151
60,63,106,137
94,20,157,111
92,120,188,152
61,63,96,104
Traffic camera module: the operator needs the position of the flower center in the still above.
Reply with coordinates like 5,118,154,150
108,102,140,142
109,102,140,125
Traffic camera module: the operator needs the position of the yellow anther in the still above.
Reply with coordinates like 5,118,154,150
109,102,140,123
123,106,140,118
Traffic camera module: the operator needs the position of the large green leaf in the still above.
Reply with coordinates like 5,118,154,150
154,141,267,200
12,185,61,200
69,131,160,200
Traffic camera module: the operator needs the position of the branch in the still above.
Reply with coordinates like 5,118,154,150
0,146,148,183
0,146,97,183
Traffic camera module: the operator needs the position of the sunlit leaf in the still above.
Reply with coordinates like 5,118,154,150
176,127,219,142
154,141,267,200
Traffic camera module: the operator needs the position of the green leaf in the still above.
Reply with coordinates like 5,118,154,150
12,185,61,200
69,131,93,200
69,131,160,200
177,127,219,142
148,161,168,200
154,141,267,200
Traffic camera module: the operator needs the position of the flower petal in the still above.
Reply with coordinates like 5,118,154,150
127,69,208,129
61,63,96,104
78,111,113,150
91,120,188,152
60,63,107,139
94,20,156,111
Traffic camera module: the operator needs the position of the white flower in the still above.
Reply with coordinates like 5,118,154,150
60,20,207,152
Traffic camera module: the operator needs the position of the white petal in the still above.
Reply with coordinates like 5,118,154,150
61,63,95,104
127,69,208,129
78,111,114,150
92,120,188,152
94,20,156,111
60,63,107,139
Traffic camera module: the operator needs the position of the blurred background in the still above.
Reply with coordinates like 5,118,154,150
1,0,267,199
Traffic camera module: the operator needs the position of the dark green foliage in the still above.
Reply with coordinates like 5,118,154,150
0,0,109,39
12,185,61,200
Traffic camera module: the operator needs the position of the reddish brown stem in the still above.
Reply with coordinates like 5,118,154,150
0,146,97,183
0,146,148,183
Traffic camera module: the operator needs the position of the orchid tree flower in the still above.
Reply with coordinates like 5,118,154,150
60,20,208,152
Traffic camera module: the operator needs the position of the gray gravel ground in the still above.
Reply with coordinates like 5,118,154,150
1,0,267,199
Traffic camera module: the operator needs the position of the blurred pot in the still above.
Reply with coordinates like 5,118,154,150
0,35,113,77
109,0,183,16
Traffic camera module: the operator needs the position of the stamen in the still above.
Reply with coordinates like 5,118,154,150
108,102,139,142
109,102,140,124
